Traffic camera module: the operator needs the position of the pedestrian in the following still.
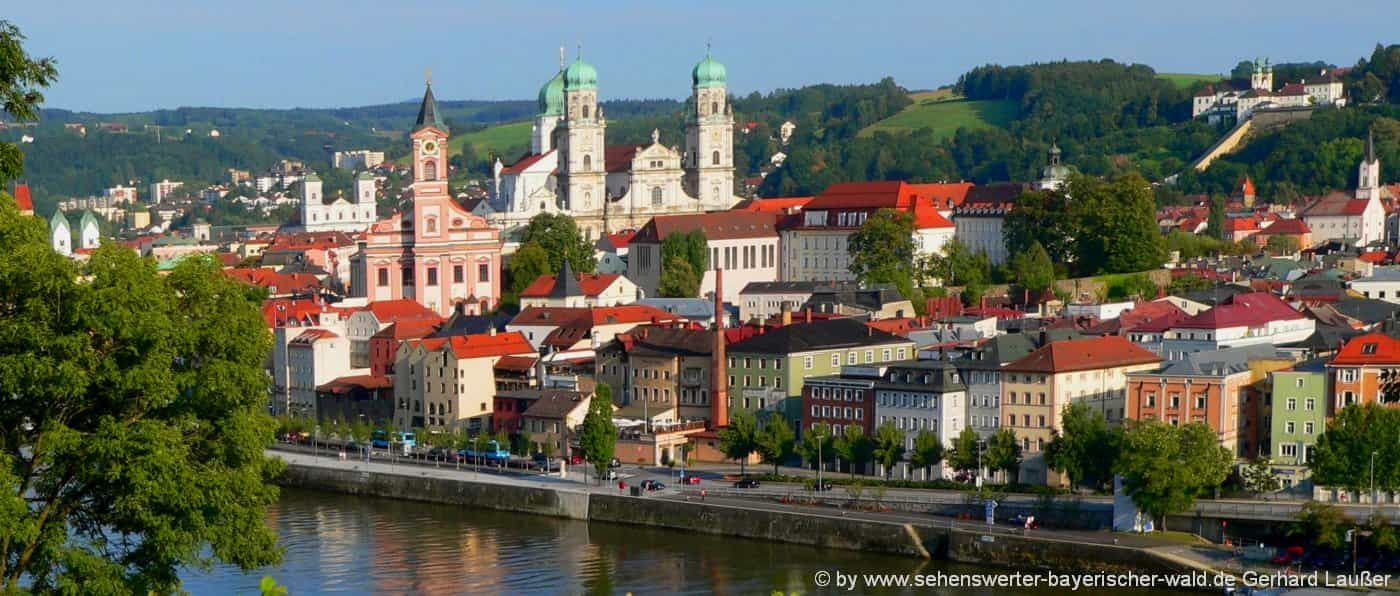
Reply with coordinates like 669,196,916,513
701,488,706,501
618,480,625,493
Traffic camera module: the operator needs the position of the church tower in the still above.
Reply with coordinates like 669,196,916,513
1358,128,1382,200
685,51,735,210
557,54,606,215
354,171,376,222
300,171,323,227
1250,58,1274,91
533,51,566,154
409,77,452,241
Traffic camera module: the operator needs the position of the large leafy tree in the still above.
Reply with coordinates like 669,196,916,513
754,415,795,475
833,424,874,478
797,422,835,472
718,409,760,476
909,430,943,481
871,421,907,480
506,241,551,298
578,384,617,482
1287,502,1350,550
1009,241,1055,293
0,21,57,184
657,230,708,298
1043,403,1117,491
1114,420,1232,525
1004,189,1077,265
521,213,596,273
657,257,701,298
848,208,917,299
0,206,283,593
1241,458,1281,494
984,428,1022,484
1072,173,1166,275
946,426,982,476
924,238,992,302
1310,403,1400,491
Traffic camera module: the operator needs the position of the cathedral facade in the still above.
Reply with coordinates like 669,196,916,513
487,52,740,249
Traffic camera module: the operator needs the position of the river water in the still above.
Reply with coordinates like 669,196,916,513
182,487,1178,595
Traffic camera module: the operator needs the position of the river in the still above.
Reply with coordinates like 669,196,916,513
182,487,1181,594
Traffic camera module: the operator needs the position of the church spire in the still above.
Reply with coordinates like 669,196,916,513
1367,127,1377,163
413,76,448,133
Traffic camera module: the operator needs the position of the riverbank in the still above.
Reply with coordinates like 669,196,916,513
271,451,1228,587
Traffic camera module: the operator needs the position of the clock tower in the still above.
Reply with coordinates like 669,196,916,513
410,78,451,243
685,51,735,210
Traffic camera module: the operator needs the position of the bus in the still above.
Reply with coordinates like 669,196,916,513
371,430,416,455
461,440,510,462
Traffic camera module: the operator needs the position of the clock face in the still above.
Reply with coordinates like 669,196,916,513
422,141,439,155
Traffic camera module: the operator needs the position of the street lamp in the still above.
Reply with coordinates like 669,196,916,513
1371,450,1379,507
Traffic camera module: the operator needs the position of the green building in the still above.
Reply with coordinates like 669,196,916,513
724,318,915,425
1266,358,1328,492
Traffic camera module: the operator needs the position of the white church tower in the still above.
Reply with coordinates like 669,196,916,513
557,53,606,215
685,50,736,210
1250,58,1274,91
300,172,324,228
78,210,100,250
354,171,376,223
50,210,70,256
1358,128,1381,201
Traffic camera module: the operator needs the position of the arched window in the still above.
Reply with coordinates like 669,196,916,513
651,187,663,206
582,155,592,171
425,217,437,233
711,150,720,166
711,101,718,115
424,160,438,181
582,105,590,119
584,192,592,208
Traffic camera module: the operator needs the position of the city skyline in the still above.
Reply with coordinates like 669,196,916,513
9,0,1400,113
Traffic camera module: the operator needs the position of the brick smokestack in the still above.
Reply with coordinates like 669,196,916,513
711,268,729,428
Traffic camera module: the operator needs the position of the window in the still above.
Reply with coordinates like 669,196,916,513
775,360,782,370
865,350,874,363
1295,378,1304,388
831,353,840,367
1169,393,1180,409
651,187,663,206
583,155,592,171
478,264,490,282
848,352,857,365
1304,422,1315,434
804,356,813,370
424,160,438,181
1038,415,1046,427
1145,392,1156,407
377,268,389,286
426,267,438,286
1305,398,1315,411
1038,393,1046,405
1363,343,1379,355
1285,421,1295,434
1280,443,1297,457
1195,394,1207,409
1286,398,1296,411
425,216,437,234
453,265,464,284
881,348,891,361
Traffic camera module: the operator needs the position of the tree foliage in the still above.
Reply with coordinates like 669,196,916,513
797,422,835,471
0,202,282,593
718,409,760,476
754,415,795,476
657,230,707,298
833,424,874,478
505,241,551,298
1044,403,1118,490
1010,241,1055,292
1241,458,1281,494
1288,502,1350,550
657,257,701,298
520,213,596,274
909,430,944,481
578,384,617,482
848,208,916,286
1071,173,1166,275
984,428,1022,483
1310,403,1400,491
0,20,57,185
947,427,982,475
871,421,907,480
1114,420,1232,523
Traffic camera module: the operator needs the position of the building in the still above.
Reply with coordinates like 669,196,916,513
1125,344,1292,458
103,185,138,204
314,375,395,427
520,389,593,456
953,334,1039,442
739,281,858,322
486,51,740,247
519,261,638,308
801,368,877,439
952,183,1030,265
596,325,718,426
287,329,354,419
779,181,954,282
350,81,503,317
392,330,537,432
343,299,442,369
724,317,916,424
1159,292,1313,360
1347,266,1400,304
1327,332,1400,412
77,211,100,250
1254,218,1312,250
871,359,967,479
1035,144,1072,191
1265,358,1329,491
1192,59,1340,123
507,304,683,351
49,210,70,256
1301,132,1388,247
10,183,33,216
1000,336,1161,485
333,149,386,170
627,211,779,303
300,171,377,233
149,179,184,204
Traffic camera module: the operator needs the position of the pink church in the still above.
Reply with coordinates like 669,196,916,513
351,81,502,317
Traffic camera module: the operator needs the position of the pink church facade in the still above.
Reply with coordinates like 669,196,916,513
352,82,502,317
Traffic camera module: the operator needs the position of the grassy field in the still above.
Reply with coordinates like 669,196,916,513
859,93,1017,140
449,120,532,158
1157,72,1221,89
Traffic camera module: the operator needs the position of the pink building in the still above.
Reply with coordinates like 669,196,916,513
352,82,502,317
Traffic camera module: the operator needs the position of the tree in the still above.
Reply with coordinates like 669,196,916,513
1044,403,1117,490
0,21,57,184
718,409,760,477
909,430,944,481
1004,189,1078,265
1366,510,1399,553
506,241,551,298
657,257,701,298
848,209,917,299
1241,458,1281,494
1072,173,1167,275
1311,403,1400,491
1264,234,1300,255
521,213,596,273
1205,194,1226,240
924,239,992,303
754,415,795,476
1010,241,1055,292
983,428,1023,484
0,202,282,592
1114,421,1232,525
797,422,835,472
871,421,907,481
661,229,707,276
1288,502,1350,550
833,424,874,478
946,427,982,476
578,384,617,482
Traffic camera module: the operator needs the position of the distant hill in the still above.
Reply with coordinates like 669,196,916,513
1156,72,1223,89
858,91,1016,140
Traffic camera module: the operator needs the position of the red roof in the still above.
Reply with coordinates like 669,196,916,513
631,211,778,243
266,231,356,252
1303,191,1373,217
317,374,393,393
806,181,919,210
1358,250,1390,264
358,299,443,324
1178,217,1205,232
602,230,636,250
1171,292,1303,330
414,331,534,359
1278,82,1307,96
495,355,538,371
605,145,643,173
1116,300,1190,333
12,183,33,212
1235,176,1256,198
1224,216,1259,233
912,200,954,229
520,272,623,298
1331,332,1400,366
227,268,322,294
732,196,814,213
501,150,554,175
1004,336,1160,373
908,182,974,211
864,318,923,336
371,319,440,341
1258,218,1310,235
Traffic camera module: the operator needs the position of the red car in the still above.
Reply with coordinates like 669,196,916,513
683,474,702,485
569,453,584,465
1272,546,1305,565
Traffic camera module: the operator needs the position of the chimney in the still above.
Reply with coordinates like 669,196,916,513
780,302,792,327
711,268,729,429
804,308,812,324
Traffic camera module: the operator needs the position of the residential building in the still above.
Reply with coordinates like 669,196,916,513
1126,345,1292,458
801,369,877,438
953,333,1040,441
952,183,1029,265
1254,218,1312,250
872,359,967,480
333,149,386,170
287,329,354,419
103,185,138,204
507,304,683,351
368,319,440,376
392,330,537,432
519,261,638,308
1347,266,1400,304
315,375,394,426
1327,332,1400,412
350,82,503,317
725,317,916,424
149,179,184,203
779,181,954,282
520,389,593,456
1159,292,1313,360
1266,359,1329,491
739,281,858,322
627,211,779,303
343,299,442,369
802,285,915,320
596,325,718,426
1001,336,1162,485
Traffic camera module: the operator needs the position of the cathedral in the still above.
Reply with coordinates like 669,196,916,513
299,170,377,233
486,51,740,249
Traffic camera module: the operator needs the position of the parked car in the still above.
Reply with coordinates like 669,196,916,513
682,474,702,485
1271,546,1305,566
733,479,760,489
810,479,833,491
640,480,666,491
569,453,584,465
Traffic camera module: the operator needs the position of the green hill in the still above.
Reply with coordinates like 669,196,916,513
1156,72,1221,89
858,95,1016,140
451,120,532,159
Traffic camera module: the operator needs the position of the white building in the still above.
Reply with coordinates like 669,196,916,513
333,149,386,170
628,211,780,304
49,210,70,256
1159,292,1314,361
149,179,184,204
952,183,1027,266
1348,266,1400,304
872,360,967,480
1193,59,1345,124
738,281,859,322
781,181,954,282
103,185,138,204
519,261,639,308
1301,133,1388,247
300,171,378,233
286,329,355,418
78,211,100,250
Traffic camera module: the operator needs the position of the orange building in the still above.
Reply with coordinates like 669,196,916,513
1327,332,1400,413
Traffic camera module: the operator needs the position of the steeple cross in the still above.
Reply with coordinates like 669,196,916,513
425,68,432,86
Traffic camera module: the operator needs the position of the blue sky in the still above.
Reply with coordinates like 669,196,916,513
10,0,1400,113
